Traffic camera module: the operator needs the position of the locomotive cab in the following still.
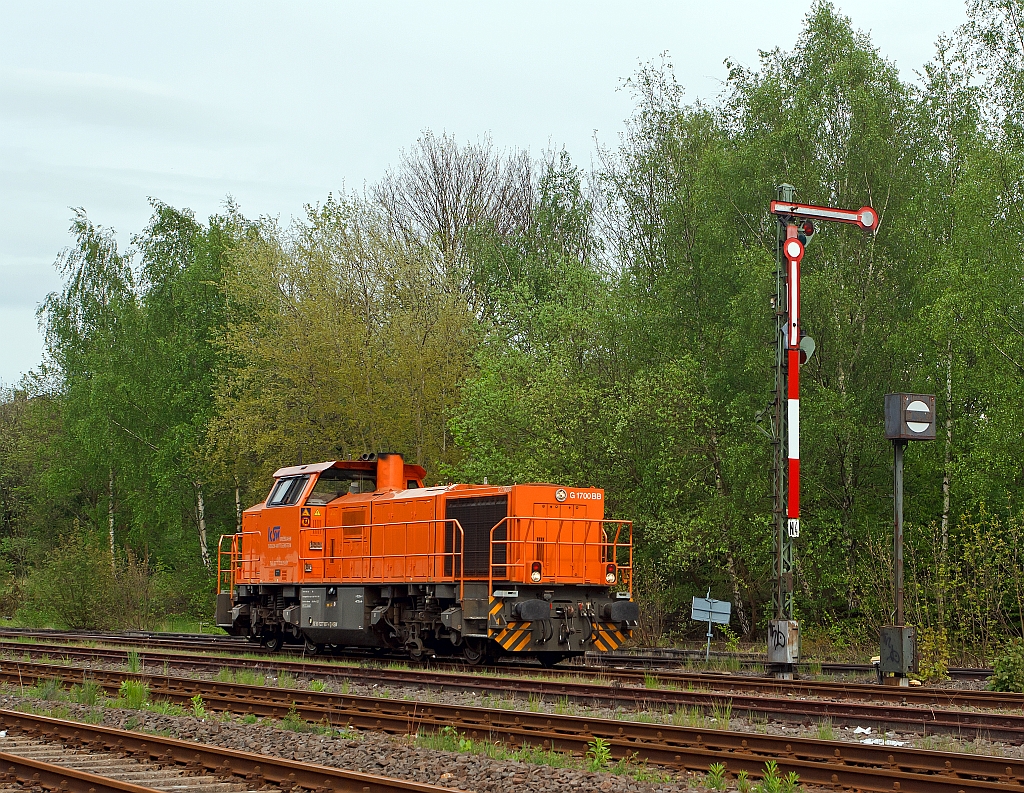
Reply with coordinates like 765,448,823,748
216,453,636,665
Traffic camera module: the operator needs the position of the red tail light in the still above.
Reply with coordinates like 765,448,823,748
605,563,617,584
531,561,542,583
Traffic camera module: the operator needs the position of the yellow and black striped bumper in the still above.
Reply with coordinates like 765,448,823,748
493,620,534,652
590,621,626,651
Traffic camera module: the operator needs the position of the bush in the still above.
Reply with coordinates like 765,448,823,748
17,523,175,629
989,638,1024,692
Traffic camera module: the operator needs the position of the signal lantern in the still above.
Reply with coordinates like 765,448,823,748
531,561,542,583
798,220,815,246
783,237,804,263
605,563,617,584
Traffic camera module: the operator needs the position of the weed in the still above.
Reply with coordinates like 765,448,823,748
643,672,659,689
815,718,834,741
146,699,186,716
706,761,727,791
527,693,542,712
711,699,732,729
737,769,751,793
126,651,141,674
215,668,266,686
586,737,612,771
277,672,297,689
118,679,150,709
554,696,576,716
339,680,351,695
280,705,305,731
30,678,64,702
308,679,326,692
124,715,141,731
241,713,258,724
751,760,800,793
70,679,102,706
191,694,207,719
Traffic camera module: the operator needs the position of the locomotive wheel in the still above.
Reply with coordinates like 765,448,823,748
536,652,567,668
261,632,283,653
303,638,321,656
462,638,486,665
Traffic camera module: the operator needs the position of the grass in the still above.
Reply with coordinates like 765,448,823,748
215,667,266,686
414,727,674,783
125,650,142,674
119,679,150,709
815,717,835,741
276,672,297,689
308,679,327,692
711,699,732,729
672,705,707,728
70,679,102,705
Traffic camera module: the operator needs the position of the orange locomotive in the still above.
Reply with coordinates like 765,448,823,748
216,453,636,665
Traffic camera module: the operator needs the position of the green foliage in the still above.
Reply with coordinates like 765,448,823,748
190,694,207,719
752,760,801,793
118,679,150,709
126,651,141,674
706,762,727,791
70,679,102,706
586,737,612,771
918,627,950,683
1,3,1023,650
989,638,1024,692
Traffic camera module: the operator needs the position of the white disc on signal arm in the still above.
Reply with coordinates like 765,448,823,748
906,399,931,433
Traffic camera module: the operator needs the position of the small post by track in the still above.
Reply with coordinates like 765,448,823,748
881,393,936,685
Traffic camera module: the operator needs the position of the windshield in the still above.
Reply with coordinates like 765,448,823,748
267,475,310,507
305,469,377,505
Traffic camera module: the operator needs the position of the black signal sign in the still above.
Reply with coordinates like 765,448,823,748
884,393,936,441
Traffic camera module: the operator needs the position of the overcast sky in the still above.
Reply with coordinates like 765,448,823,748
0,1,969,385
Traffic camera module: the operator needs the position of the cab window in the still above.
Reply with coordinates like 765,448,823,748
267,475,310,507
305,469,377,505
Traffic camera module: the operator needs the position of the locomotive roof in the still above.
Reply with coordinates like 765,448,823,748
272,459,428,480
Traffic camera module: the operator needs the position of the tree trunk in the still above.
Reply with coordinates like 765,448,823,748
939,340,953,624
196,481,211,569
234,475,242,534
107,466,116,570
726,552,751,636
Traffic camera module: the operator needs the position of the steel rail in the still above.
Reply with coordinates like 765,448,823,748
1,667,1020,792
0,749,163,793
0,628,995,680
1,638,1021,727
0,709,453,793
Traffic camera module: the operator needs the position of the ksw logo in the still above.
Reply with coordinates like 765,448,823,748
268,525,281,542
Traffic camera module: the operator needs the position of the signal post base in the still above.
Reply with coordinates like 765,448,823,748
767,619,800,680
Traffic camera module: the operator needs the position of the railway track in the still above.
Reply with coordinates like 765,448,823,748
0,628,994,680
0,637,1019,724
1,663,1021,792
0,709,447,793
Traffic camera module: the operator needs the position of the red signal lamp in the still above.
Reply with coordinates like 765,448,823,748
531,561,542,583
605,563,617,584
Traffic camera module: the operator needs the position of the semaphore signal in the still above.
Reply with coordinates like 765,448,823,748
766,185,878,679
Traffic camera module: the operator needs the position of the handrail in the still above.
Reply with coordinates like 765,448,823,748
297,519,466,586
488,516,633,597
217,531,262,594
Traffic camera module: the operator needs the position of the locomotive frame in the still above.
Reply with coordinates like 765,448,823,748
216,453,637,665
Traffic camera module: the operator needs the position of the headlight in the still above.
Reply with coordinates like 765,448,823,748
531,561,542,583
605,563,616,584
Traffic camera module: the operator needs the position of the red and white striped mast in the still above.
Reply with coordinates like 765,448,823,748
767,185,878,677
